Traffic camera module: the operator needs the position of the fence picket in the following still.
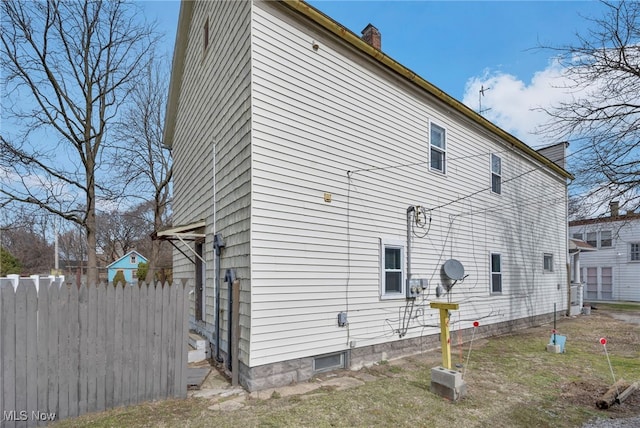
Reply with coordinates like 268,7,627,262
122,285,133,406
129,283,140,403
36,279,50,426
46,282,59,419
57,284,69,420
68,285,79,417
78,285,89,416
87,285,98,413
15,282,28,424
1,284,16,428
25,281,38,428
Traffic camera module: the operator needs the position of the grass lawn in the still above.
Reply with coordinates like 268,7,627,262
53,302,640,428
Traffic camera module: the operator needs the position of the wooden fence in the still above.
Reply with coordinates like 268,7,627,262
0,279,189,427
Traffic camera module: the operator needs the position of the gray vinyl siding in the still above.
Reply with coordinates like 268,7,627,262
171,0,252,362
248,1,567,367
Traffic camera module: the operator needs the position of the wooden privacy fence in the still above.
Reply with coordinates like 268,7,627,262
0,279,189,427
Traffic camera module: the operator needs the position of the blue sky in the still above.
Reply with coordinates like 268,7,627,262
142,0,608,147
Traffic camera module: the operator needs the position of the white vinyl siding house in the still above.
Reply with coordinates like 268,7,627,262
164,0,572,391
569,208,640,302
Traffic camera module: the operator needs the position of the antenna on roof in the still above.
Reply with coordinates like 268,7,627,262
478,85,492,116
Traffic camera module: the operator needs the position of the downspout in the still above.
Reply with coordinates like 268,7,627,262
225,268,237,370
214,234,225,362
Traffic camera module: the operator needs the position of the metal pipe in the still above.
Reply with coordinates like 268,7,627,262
407,206,415,282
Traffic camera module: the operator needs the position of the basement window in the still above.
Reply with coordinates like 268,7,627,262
313,352,345,373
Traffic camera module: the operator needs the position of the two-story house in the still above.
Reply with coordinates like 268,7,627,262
569,201,640,302
161,0,572,391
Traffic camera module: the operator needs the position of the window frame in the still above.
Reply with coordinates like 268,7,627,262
600,230,612,248
586,232,597,248
543,253,554,272
380,239,405,299
572,232,583,241
490,252,502,294
429,122,446,174
130,254,137,264
490,153,502,194
631,243,640,262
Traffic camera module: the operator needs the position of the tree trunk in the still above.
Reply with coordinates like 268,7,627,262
86,156,98,286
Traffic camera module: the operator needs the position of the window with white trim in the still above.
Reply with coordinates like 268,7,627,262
631,243,640,261
600,230,612,248
543,253,553,272
491,154,501,194
381,240,404,298
586,232,597,247
130,254,137,264
490,253,502,293
572,232,583,240
430,123,446,173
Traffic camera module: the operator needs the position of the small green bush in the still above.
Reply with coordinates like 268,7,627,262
113,270,126,286
137,262,148,281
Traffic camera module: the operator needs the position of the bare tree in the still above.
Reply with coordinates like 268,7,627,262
0,0,157,284
96,205,149,262
112,59,172,283
0,207,54,275
537,0,640,214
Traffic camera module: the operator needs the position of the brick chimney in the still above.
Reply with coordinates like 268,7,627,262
361,24,381,50
610,201,619,217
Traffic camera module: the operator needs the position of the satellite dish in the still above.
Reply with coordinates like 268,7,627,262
442,259,465,281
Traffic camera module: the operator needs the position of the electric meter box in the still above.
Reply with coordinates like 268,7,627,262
406,278,428,299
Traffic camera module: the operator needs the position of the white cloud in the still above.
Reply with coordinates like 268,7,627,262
462,59,578,148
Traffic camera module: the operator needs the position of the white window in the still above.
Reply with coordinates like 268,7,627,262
631,243,640,261
572,232,583,240
586,232,597,247
491,154,501,194
490,253,502,293
381,240,404,299
600,230,612,248
430,123,446,173
130,254,137,264
543,253,553,272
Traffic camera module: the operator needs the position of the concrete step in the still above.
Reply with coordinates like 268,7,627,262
189,332,207,350
188,332,208,363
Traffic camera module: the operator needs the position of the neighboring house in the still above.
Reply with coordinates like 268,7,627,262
569,202,640,302
162,0,572,391
568,238,597,315
106,250,147,284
